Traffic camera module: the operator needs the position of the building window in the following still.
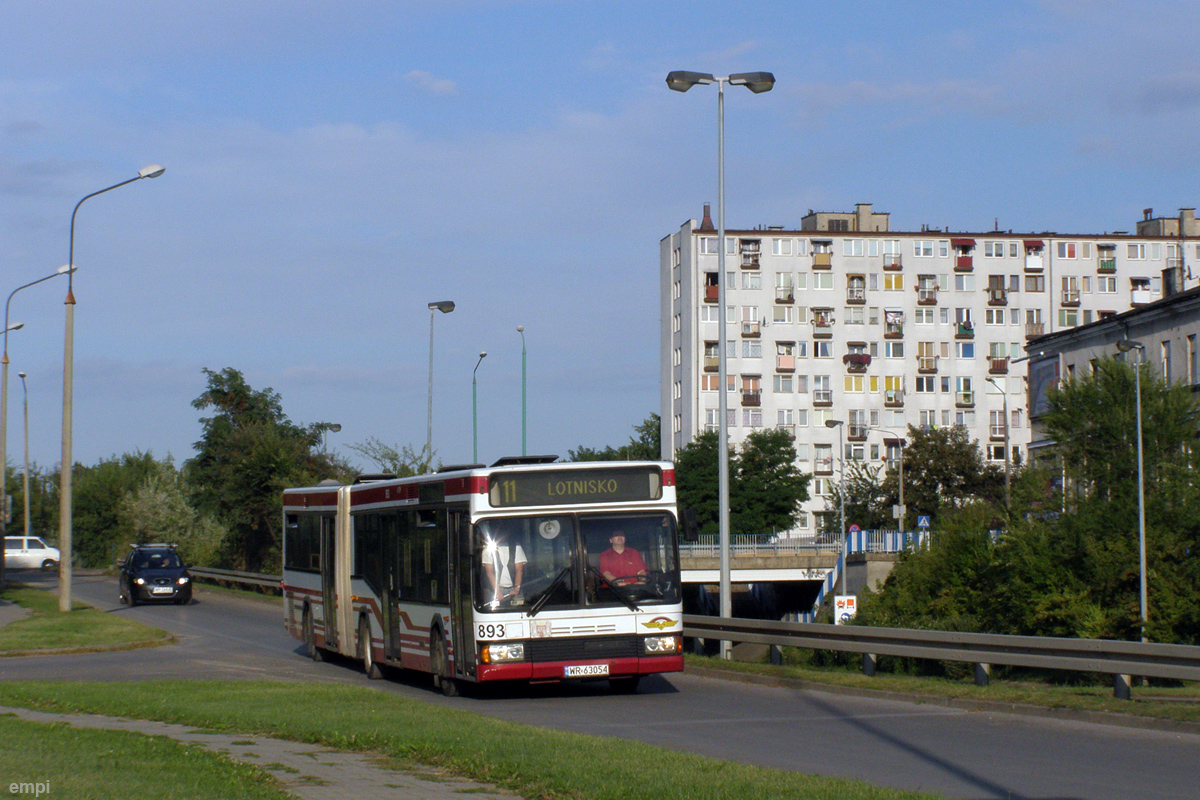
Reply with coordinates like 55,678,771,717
774,375,793,393
1128,243,1146,260
701,375,720,392
884,274,904,291
1056,242,1077,259
844,307,865,325
813,273,834,290
842,239,864,256
954,274,975,292
914,307,934,325
743,409,763,428
741,271,762,290
814,341,833,358
701,237,719,254
984,241,1006,258
773,305,793,323
913,240,934,257
742,340,762,358
1025,275,1045,293
1097,276,1116,293
915,376,934,393
1058,308,1078,327
885,341,904,358
772,238,792,256
1189,335,1198,385
956,341,975,359
844,375,864,393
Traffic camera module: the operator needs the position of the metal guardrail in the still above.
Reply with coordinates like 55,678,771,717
683,614,1200,696
189,566,281,591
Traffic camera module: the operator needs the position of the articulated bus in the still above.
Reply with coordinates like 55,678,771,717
282,457,685,694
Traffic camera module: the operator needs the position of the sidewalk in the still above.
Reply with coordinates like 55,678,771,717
0,706,524,800
0,597,31,628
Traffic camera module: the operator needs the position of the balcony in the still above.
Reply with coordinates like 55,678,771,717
812,315,834,339
955,322,975,339
1098,258,1117,274
846,286,866,305
812,252,832,270
917,287,938,305
814,456,834,476
990,424,1007,441
989,357,1009,374
1025,321,1045,338
775,286,794,303
843,352,872,373
955,255,974,272
1131,289,1153,305
884,322,904,339
776,354,796,373
741,321,761,338
813,389,833,407
917,355,938,373
741,253,760,270
704,284,719,302
741,390,761,407
1024,255,1044,272
883,253,903,271
988,288,1008,306
956,390,974,408
848,424,868,441
703,355,719,372
1061,290,1081,307
884,389,904,407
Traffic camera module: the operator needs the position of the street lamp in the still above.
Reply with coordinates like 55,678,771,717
867,426,906,533
825,420,846,544
18,372,30,543
1116,338,1148,642
59,164,165,612
517,325,527,456
473,351,487,463
426,300,455,471
668,69,775,658
321,423,342,453
985,376,1011,515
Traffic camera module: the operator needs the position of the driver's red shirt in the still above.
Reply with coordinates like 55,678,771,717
599,547,648,581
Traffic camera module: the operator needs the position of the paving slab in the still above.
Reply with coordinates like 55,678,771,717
0,598,31,629
0,706,524,800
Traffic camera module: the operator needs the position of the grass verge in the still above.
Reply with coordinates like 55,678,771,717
685,653,1200,725
0,585,170,654
0,680,942,800
0,713,292,800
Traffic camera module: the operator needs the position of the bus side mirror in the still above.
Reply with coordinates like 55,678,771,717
680,509,699,543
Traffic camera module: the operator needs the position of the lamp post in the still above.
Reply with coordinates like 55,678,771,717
825,420,846,544
668,69,775,658
0,320,24,589
985,376,1011,515
426,300,455,471
59,164,165,612
321,423,341,453
1117,338,1148,642
472,351,487,463
18,372,30,542
517,326,527,456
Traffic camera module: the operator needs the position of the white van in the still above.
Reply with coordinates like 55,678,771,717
3,536,61,571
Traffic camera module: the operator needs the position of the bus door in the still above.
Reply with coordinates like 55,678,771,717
448,508,476,679
320,514,338,650
382,512,402,661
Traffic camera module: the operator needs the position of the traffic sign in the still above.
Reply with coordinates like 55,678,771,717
848,524,860,534
917,515,931,528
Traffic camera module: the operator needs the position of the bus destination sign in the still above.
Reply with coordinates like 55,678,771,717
489,467,662,508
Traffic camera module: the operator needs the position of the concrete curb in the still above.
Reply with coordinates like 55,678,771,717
684,664,1200,736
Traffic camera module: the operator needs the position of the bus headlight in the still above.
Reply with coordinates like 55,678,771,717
481,642,525,664
643,634,682,655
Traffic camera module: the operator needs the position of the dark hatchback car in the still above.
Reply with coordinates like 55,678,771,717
118,544,193,606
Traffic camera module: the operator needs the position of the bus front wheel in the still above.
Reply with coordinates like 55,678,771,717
431,635,459,697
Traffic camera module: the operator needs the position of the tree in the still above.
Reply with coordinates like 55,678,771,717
896,425,1003,525
185,367,350,571
346,438,434,476
569,414,661,462
118,461,229,568
674,428,809,537
72,452,162,567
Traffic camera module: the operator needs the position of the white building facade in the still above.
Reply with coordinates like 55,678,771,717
660,203,1199,536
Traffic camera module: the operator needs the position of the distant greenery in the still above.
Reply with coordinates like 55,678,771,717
0,714,291,800
568,413,661,462
0,680,940,800
857,357,1200,648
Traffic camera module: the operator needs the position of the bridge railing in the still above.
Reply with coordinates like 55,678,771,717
680,529,929,557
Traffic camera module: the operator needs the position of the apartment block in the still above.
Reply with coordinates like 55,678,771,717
660,204,1199,535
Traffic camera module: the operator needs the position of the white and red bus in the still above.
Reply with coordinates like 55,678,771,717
282,457,685,694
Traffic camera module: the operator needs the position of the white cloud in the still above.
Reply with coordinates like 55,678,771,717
403,70,457,96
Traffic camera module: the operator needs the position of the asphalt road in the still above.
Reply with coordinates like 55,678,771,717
7,570,1200,800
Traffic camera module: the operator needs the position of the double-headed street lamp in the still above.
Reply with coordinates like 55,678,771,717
59,164,165,612
1116,338,1148,642
426,300,455,470
667,69,775,658
473,351,487,463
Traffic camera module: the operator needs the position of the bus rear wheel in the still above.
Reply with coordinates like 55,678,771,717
358,616,383,680
304,607,325,662
431,635,459,697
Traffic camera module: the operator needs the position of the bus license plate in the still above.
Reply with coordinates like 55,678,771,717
564,664,609,677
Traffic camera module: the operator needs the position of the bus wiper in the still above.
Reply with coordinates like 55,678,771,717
587,564,640,612
527,566,572,617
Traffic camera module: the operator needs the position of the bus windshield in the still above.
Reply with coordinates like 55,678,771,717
474,512,679,613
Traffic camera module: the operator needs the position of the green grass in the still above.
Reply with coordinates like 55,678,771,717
0,680,943,800
686,652,1200,724
0,714,293,800
0,585,170,654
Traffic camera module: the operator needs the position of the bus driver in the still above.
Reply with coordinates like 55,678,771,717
598,530,647,587
482,530,526,607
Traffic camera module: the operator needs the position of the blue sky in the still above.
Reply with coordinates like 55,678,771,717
3,1,1200,472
